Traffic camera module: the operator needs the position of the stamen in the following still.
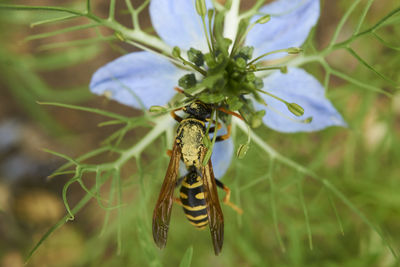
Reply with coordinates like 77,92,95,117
172,46,207,75
248,66,287,73
248,47,303,65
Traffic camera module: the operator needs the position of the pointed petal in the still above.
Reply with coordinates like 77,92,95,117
149,0,211,51
246,0,320,60
90,51,186,109
211,137,234,179
257,68,347,132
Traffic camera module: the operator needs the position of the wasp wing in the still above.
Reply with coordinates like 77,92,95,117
201,148,224,255
152,141,181,249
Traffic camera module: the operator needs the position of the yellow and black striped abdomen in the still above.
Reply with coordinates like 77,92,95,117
180,174,208,229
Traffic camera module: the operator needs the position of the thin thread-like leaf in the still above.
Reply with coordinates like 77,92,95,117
322,179,397,258
179,246,194,267
354,0,375,34
99,171,117,237
346,47,399,87
30,14,79,27
328,0,361,47
25,23,99,41
235,119,397,258
25,188,94,263
42,148,78,165
327,189,344,235
38,101,129,121
38,36,116,50
115,168,123,255
372,32,400,51
267,158,286,252
297,181,313,250
51,146,110,177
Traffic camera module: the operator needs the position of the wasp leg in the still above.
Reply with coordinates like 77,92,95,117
174,87,185,94
215,124,231,142
208,122,222,133
215,179,243,214
174,197,183,207
170,109,183,123
218,107,243,120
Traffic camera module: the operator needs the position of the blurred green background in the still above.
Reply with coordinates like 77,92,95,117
0,0,399,266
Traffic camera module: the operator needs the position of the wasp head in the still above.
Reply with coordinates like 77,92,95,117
183,101,212,121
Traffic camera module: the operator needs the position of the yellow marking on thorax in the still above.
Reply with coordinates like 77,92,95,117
195,192,205,199
185,214,208,221
180,192,188,199
182,204,207,211
189,220,208,227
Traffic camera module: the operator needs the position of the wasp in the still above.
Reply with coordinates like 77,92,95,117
152,100,242,255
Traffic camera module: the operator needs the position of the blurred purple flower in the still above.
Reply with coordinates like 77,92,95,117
90,0,346,177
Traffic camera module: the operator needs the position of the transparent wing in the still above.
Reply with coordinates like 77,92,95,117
201,148,224,255
152,142,181,249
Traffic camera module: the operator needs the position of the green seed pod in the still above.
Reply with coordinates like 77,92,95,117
287,102,304,117
236,144,249,159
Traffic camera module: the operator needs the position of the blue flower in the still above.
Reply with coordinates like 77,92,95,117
90,0,346,178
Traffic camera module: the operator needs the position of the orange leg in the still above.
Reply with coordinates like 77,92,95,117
170,109,183,123
174,197,183,206
166,149,173,157
215,124,231,142
174,87,185,94
218,107,243,120
215,179,243,214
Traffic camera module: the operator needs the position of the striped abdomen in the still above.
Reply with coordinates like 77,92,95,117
180,173,208,229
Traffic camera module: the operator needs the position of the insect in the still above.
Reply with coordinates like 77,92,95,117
152,100,242,255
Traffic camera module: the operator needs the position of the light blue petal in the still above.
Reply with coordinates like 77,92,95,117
211,135,234,179
257,67,347,132
149,0,211,51
90,51,186,109
246,0,320,60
